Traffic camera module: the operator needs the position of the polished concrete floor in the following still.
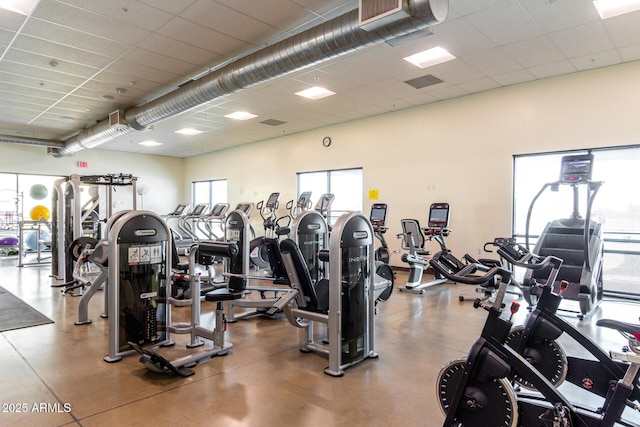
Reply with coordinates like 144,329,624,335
1,254,640,426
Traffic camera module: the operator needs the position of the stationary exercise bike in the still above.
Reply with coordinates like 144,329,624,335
492,240,640,405
397,202,452,294
434,252,640,426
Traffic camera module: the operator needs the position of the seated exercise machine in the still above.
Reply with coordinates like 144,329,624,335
280,212,379,377
397,202,452,294
102,210,240,377
433,253,640,427
290,193,329,285
223,206,293,322
525,153,604,319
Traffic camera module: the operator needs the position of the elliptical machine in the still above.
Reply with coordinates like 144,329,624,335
369,203,394,304
525,153,604,319
249,192,280,269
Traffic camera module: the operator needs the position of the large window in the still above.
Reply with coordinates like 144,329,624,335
192,179,228,208
297,168,363,224
513,147,640,295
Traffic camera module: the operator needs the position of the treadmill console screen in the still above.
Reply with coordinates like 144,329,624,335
192,203,208,216
170,203,188,216
297,191,312,209
560,154,594,183
314,194,335,213
428,203,450,228
211,203,228,217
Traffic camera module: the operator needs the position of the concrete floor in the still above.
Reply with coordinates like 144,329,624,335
1,254,640,426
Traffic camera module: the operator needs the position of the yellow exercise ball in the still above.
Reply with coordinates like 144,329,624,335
30,205,51,221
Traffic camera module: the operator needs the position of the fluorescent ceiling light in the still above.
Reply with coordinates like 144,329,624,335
224,111,258,120
175,128,203,135
403,46,456,69
0,0,38,15
295,86,336,100
139,140,163,147
593,0,640,18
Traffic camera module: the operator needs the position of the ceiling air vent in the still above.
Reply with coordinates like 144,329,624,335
359,0,409,31
404,74,444,89
109,110,126,128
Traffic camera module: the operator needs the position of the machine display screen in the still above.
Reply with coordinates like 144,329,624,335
560,154,593,182
428,204,450,227
369,204,387,226
192,203,208,215
170,204,188,215
211,204,227,217
266,192,280,208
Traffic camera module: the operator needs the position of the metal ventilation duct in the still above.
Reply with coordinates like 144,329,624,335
45,0,448,157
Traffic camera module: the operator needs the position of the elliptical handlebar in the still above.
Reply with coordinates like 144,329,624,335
429,252,512,287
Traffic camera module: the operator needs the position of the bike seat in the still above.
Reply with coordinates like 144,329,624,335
596,319,640,337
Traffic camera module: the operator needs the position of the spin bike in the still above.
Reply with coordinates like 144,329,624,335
433,252,640,427
488,240,640,406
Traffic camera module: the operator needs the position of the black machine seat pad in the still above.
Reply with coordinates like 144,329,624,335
205,287,243,302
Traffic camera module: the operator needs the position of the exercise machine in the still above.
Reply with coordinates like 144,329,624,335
281,212,378,377
434,253,640,426
249,192,280,269
369,203,394,305
103,210,239,376
290,193,329,285
223,205,293,322
501,242,640,404
197,202,230,240
525,153,604,319
397,202,451,294
52,173,137,283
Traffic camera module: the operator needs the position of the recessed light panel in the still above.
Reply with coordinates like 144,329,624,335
403,46,456,69
224,111,258,120
139,140,163,147
0,0,38,15
295,86,336,100
175,128,204,135
593,0,640,19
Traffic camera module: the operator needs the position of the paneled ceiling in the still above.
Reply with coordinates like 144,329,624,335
1,0,639,157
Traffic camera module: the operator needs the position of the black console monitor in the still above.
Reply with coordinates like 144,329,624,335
369,203,387,230
265,192,280,209
210,203,229,218
314,193,335,214
560,153,594,183
235,203,254,217
169,203,189,216
297,191,312,210
428,203,450,229
191,203,208,216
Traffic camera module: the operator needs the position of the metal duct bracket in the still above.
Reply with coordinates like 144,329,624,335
359,0,410,31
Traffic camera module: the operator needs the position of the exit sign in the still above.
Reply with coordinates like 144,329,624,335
78,161,88,168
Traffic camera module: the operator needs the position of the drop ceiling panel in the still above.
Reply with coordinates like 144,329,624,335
10,35,115,69
518,0,600,33
0,61,89,87
570,49,623,71
121,46,208,79
181,0,276,45
156,18,251,60
501,35,567,68
602,11,640,47
215,0,310,31
29,3,149,46
466,0,544,46
57,0,174,32
462,47,522,76
549,21,615,59
528,60,577,79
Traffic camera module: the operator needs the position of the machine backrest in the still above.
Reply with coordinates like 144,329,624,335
263,237,289,285
279,238,320,311
400,219,425,251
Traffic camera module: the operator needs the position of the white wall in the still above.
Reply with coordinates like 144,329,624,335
0,144,184,215
184,60,640,266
